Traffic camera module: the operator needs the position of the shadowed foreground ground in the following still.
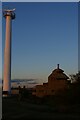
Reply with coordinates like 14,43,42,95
2,96,80,120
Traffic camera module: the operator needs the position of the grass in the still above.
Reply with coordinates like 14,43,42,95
2,95,80,120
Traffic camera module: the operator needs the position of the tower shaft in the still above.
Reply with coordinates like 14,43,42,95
3,16,12,93
3,9,15,95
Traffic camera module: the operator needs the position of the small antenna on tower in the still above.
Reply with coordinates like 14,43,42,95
57,64,59,69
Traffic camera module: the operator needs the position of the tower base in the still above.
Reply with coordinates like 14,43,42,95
2,91,11,97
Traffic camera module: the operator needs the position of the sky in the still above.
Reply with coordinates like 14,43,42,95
0,1,2,81
78,2,80,71
2,2,78,83
1,0,79,2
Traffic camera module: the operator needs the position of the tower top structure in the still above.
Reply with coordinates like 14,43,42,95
3,8,15,19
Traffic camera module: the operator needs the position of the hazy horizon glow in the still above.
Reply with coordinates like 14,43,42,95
2,2,78,83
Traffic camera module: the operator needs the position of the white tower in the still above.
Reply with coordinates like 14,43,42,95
3,9,15,95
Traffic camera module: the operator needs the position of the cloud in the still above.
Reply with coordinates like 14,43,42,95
11,79,38,85
11,79,39,88
1,79,39,88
